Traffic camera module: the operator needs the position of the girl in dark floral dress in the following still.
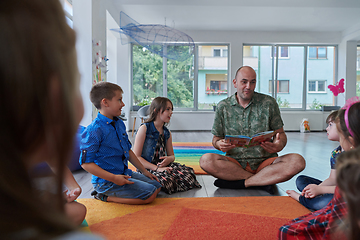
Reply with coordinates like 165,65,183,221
133,97,201,194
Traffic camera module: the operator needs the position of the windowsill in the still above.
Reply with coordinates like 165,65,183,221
308,92,327,94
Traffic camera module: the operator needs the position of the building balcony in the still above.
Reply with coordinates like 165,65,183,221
198,56,228,70
243,57,258,69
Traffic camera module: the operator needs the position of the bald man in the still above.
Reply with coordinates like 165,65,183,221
200,66,305,194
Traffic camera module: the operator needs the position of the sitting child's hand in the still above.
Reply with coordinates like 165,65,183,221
64,187,81,203
113,175,134,186
158,156,175,168
157,166,173,172
302,184,320,198
143,171,159,182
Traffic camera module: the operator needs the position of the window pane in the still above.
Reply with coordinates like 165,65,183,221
309,47,317,59
132,45,163,109
318,81,326,91
223,49,228,57
307,46,336,109
279,80,289,93
281,47,289,58
244,45,274,96
277,46,304,108
167,48,195,109
309,81,316,92
318,47,327,59
198,45,229,110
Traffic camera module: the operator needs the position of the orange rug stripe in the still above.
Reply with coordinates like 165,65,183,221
78,196,310,240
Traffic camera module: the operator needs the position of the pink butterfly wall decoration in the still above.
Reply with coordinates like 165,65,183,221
328,78,345,96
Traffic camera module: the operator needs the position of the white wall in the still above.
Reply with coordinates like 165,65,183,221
73,0,92,126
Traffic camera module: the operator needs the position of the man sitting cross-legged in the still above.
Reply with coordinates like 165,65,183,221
199,66,305,194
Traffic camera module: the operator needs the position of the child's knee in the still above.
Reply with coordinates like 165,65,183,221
143,190,158,204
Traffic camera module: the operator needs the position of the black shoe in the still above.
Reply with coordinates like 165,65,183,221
214,178,246,189
91,190,108,202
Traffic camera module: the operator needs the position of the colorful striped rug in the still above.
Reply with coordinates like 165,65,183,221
78,196,311,240
130,142,224,175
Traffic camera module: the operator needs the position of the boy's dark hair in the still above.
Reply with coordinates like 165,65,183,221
90,82,123,109
326,110,339,124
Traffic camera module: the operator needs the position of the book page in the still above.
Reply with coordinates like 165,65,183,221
225,135,251,147
248,131,276,147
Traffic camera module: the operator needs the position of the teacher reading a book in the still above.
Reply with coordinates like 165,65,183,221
199,66,305,194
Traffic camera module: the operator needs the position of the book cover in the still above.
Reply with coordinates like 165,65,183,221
225,130,276,148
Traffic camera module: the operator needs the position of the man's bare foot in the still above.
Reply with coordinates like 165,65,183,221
286,190,300,201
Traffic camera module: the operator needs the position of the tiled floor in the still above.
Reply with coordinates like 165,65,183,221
73,131,338,199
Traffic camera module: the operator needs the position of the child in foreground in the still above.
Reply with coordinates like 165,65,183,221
133,97,201,194
80,82,161,204
286,110,340,210
278,100,360,240
336,147,360,240
0,0,101,238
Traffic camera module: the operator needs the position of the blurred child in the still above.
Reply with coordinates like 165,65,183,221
286,110,340,210
0,0,101,238
336,147,360,240
278,99,360,240
133,97,201,194
80,82,161,204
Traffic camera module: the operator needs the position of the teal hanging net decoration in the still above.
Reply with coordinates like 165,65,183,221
111,11,194,61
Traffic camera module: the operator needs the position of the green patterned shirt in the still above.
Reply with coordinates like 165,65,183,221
212,92,284,170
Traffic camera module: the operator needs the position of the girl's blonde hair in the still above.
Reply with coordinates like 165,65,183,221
336,147,360,240
145,97,173,125
0,0,78,237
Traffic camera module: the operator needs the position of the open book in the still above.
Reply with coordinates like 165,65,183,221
225,130,276,148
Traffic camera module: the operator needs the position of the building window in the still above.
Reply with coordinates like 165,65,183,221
206,80,227,95
213,49,221,57
308,80,327,93
309,47,327,59
269,80,289,93
272,46,289,58
213,48,228,57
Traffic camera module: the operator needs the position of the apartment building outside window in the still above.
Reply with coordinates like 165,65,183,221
243,45,336,110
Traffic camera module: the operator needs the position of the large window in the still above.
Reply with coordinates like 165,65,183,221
243,45,336,110
132,44,229,111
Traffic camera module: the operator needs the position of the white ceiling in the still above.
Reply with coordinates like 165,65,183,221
109,0,360,33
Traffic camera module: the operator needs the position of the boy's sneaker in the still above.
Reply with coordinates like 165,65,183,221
91,190,108,202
